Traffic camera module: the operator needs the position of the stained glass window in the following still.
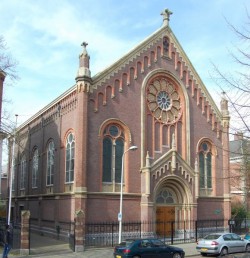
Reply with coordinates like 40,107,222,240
47,141,55,186
102,124,125,188
20,155,26,189
32,148,39,188
103,138,112,182
66,133,75,183
199,141,212,189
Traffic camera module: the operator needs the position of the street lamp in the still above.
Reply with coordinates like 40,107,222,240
8,114,18,225
118,145,138,243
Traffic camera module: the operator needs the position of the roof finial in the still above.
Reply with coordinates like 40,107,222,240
76,41,91,81
81,41,88,56
161,8,173,27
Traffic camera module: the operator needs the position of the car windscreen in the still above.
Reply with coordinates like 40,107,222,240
204,234,221,240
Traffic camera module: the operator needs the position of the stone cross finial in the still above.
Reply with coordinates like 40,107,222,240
161,8,173,27
81,42,88,56
81,41,88,48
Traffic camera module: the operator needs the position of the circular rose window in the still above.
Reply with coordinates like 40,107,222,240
146,78,181,124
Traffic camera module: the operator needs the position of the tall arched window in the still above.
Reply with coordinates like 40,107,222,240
32,148,39,188
66,133,75,183
199,141,212,189
20,155,26,190
47,141,55,186
102,124,124,184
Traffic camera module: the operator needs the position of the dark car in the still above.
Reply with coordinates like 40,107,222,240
113,238,185,258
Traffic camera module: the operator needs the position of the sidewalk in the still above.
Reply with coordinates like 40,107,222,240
4,240,198,258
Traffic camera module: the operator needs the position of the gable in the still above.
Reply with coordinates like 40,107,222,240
90,18,222,127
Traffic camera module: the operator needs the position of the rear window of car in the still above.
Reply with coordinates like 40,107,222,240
119,240,135,247
151,239,165,247
204,234,221,240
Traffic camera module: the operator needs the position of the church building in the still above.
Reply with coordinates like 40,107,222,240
7,9,231,235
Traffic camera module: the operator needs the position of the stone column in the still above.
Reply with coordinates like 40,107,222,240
20,210,30,255
74,210,85,252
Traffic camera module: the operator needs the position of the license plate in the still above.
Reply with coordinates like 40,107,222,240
201,248,208,251
116,256,121,258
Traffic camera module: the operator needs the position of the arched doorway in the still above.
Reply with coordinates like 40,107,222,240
154,177,192,237
155,188,176,236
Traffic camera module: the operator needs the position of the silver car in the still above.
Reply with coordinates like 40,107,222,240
196,232,250,256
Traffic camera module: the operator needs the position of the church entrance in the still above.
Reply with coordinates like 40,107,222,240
156,206,175,236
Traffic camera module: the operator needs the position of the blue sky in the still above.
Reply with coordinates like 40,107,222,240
0,0,249,127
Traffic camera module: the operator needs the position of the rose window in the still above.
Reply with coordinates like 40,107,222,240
147,78,181,124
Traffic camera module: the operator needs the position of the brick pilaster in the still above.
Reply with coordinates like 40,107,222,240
74,209,85,252
20,210,30,255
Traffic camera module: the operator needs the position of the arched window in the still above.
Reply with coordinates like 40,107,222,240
47,141,55,186
199,141,212,189
20,155,26,190
32,148,39,188
102,124,124,184
156,188,175,204
66,133,75,183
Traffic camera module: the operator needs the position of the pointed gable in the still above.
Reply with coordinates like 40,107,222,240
89,9,223,132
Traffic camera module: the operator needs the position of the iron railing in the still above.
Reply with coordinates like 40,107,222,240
85,219,231,248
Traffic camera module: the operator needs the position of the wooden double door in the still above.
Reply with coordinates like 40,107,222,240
156,206,175,236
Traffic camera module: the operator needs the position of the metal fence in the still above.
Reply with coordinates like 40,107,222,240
29,219,75,251
29,219,74,241
85,219,232,248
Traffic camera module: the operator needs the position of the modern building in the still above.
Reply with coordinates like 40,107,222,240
6,9,231,233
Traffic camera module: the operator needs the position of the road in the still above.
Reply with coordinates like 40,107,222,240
193,253,250,258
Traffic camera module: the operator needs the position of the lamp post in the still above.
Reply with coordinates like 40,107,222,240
118,145,138,244
8,114,18,225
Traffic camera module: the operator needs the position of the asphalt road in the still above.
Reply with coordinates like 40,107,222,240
193,254,250,258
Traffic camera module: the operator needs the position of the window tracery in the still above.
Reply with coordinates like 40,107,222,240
32,148,39,188
102,124,124,187
66,133,75,183
199,141,212,189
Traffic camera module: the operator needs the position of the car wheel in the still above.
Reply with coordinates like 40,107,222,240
220,247,228,256
200,253,207,257
246,244,250,252
173,253,181,258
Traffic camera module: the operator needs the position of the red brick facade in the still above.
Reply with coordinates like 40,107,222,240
6,10,231,233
